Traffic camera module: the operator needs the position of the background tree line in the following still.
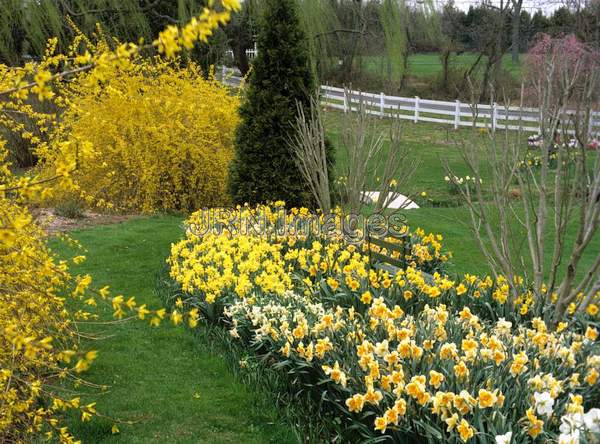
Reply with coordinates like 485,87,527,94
1,0,598,99
0,0,234,74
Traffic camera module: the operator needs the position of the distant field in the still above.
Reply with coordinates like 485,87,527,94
356,52,523,80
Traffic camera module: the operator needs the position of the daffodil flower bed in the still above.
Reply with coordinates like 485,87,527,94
167,204,600,443
168,203,449,310
225,292,600,442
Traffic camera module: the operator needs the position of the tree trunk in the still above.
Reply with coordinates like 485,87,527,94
233,45,250,76
511,0,523,63
440,47,451,93
481,58,492,102
339,0,364,83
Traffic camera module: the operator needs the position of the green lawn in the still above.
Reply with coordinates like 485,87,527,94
357,52,523,80
49,216,296,444
324,110,490,204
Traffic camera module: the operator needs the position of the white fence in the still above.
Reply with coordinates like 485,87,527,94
218,67,600,136
225,47,257,60
321,85,600,135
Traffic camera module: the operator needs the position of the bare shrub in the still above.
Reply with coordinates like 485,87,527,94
448,34,600,325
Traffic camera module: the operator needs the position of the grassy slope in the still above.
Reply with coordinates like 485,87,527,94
49,216,295,444
325,111,599,278
410,53,522,77
358,52,522,80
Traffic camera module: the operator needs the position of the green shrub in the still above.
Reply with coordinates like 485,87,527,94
54,199,85,219
228,0,333,208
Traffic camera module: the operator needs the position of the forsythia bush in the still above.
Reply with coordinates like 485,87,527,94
0,1,239,441
0,190,79,441
168,204,600,443
0,140,197,442
44,61,239,213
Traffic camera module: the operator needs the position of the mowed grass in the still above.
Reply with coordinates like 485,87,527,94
324,109,489,203
398,207,600,279
48,216,296,444
324,110,600,278
356,52,523,80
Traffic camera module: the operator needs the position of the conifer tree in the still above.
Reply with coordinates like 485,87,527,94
228,0,332,208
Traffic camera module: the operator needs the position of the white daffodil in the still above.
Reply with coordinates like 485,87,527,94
533,391,554,417
494,431,512,444
560,413,584,435
494,318,512,335
558,430,580,444
583,408,600,433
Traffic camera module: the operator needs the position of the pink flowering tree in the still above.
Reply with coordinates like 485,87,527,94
525,34,600,141
449,34,600,326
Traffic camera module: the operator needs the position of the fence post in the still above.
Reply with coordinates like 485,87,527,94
343,91,348,114
221,64,226,81
492,102,498,133
414,96,420,123
519,103,524,132
454,100,460,130
589,112,595,139
380,92,385,118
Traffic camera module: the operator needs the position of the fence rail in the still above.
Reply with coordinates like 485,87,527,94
218,67,600,136
321,85,600,135
224,48,257,60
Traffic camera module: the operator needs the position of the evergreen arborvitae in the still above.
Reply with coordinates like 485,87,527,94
228,0,331,208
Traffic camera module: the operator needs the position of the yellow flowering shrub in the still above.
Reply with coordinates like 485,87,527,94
0,191,80,441
0,139,204,442
40,61,239,213
0,0,239,440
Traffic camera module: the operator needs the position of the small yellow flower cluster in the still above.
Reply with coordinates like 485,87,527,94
366,227,449,274
155,0,240,57
519,150,579,170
